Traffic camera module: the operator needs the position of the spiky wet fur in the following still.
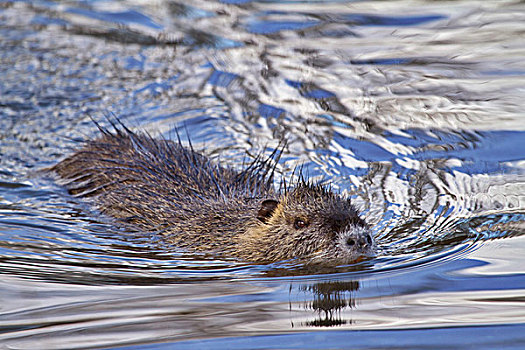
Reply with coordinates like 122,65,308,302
52,122,375,263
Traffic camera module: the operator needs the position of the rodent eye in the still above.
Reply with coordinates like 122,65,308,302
294,218,309,230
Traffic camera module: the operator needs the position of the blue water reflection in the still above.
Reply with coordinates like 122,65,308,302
66,8,162,29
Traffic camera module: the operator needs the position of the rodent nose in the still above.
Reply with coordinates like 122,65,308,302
346,233,373,248
346,237,356,247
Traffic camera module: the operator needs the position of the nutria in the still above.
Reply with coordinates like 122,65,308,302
52,121,375,263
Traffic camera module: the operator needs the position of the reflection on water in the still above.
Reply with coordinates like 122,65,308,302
302,281,360,327
1,0,524,348
2,239,525,348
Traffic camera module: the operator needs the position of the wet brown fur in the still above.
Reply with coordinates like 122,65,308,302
52,122,375,263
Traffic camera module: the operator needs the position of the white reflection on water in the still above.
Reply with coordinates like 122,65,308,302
1,238,524,348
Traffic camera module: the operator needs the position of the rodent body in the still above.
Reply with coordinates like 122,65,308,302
52,123,375,263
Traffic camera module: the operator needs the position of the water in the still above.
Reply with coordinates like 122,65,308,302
1,0,524,348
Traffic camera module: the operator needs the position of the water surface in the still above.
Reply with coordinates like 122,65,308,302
1,0,524,349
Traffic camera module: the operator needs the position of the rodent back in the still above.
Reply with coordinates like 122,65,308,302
53,126,276,199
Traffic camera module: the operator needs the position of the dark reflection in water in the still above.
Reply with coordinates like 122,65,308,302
301,281,359,327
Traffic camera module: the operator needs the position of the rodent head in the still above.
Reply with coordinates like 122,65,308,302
252,182,375,263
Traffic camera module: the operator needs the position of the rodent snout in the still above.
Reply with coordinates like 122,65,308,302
338,225,375,258
346,232,373,249
346,238,356,247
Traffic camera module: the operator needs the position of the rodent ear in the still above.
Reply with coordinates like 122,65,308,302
257,199,279,223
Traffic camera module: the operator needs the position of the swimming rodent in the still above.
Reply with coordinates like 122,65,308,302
52,122,375,263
